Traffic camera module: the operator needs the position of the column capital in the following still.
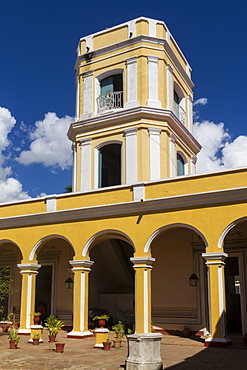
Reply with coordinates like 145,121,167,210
169,133,176,143
70,260,94,272
82,70,93,78
124,127,138,136
147,55,159,64
202,252,228,265
17,264,41,274
79,137,91,146
130,257,155,269
126,56,137,65
167,63,173,73
148,127,162,135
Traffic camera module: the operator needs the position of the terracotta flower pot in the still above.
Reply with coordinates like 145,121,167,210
9,340,17,349
33,338,39,345
98,319,106,328
49,335,56,342
55,342,65,353
113,339,121,348
102,341,111,350
33,316,40,325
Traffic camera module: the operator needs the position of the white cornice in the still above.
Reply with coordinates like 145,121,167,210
67,105,201,153
0,186,246,230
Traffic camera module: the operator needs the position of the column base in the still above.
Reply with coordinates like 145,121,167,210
94,328,109,348
204,337,232,347
67,330,93,339
18,328,31,335
126,333,163,370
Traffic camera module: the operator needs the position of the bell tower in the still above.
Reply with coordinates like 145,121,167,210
68,17,201,192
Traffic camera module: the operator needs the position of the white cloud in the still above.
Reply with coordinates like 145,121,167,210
193,98,208,106
17,112,74,170
194,120,247,173
0,107,31,203
0,178,30,203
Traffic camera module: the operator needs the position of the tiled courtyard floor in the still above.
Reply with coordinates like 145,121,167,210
0,330,247,369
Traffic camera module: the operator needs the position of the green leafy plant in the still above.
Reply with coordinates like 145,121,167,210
45,315,65,336
0,267,15,313
8,328,20,343
33,312,41,316
93,314,109,321
127,328,133,334
33,332,40,339
112,321,125,339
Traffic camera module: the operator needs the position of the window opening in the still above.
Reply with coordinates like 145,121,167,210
177,153,185,176
98,144,121,188
97,74,123,112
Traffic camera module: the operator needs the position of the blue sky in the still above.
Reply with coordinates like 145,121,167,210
0,0,247,202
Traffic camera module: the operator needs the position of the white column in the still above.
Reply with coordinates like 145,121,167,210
169,134,176,177
187,94,193,132
167,64,173,110
125,57,138,109
148,127,161,180
190,155,197,175
124,127,137,184
146,56,161,108
72,143,77,192
18,264,41,334
83,70,93,117
80,138,91,191
67,260,94,338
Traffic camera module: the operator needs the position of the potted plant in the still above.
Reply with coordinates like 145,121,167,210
45,315,65,342
93,314,110,328
32,332,40,345
33,312,41,325
55,342,65,353
112,321,125,348
8,328,20,349
102,338,111,350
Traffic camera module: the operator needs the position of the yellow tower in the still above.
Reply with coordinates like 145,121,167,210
68,17,201,192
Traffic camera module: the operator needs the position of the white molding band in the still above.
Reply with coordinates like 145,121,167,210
75,76,80,120
144,269,148,333
45,196,56,212
148,127,161,180
130,257,155,269
125,57,138,108
133,183,145,201
70,260,94,272
80,138,91,191
147,56,161,108
202,252,228,266
218,266,225,337
124,127,137,184
80,271,85,331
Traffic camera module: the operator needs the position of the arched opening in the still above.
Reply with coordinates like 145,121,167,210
35,236,75,328
151,226,207,335
177,153,185,176
222,220,247,335
0,241,22,322
97,73,123,112
173,83,185,125
89,238,135,329
98,143,121,188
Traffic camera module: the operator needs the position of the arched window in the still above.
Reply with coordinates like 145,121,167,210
98,144,121,188
173,83,185,125
177,153,185,176
97,74,123,112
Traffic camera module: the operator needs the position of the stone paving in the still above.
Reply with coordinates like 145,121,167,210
1,330,247,369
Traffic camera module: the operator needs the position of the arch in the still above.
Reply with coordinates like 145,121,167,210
0,239,23,259
82,229,135,257
144,223,208,254
29,234,75,261
218,216,247,249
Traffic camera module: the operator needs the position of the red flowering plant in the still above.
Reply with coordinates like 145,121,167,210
0,267,15,314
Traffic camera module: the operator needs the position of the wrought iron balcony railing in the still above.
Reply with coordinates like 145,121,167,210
97,91,123,113
174,102,186,125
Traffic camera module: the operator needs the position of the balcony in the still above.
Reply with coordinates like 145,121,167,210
97,91,123,113
174,102,186,125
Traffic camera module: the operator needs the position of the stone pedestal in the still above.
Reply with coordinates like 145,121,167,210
28,325,43,343
126,333,163,370
94,328,109,348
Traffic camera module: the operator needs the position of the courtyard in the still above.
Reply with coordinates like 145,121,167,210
1,329,247,369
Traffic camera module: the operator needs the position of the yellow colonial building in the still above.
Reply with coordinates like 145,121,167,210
1,17,247,356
